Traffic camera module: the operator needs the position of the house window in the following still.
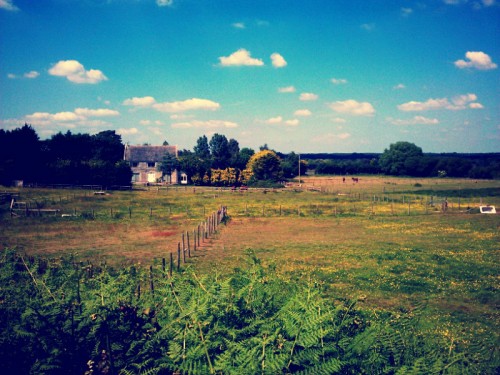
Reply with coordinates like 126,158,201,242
147,162,156,168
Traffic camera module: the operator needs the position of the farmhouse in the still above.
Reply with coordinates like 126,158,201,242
124,144,186,184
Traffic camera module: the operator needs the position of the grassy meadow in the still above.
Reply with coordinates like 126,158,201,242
1,176,499,353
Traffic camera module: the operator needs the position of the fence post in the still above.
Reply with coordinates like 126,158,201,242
149,265,155,297
187,232,191,258
170,253,173,277
177,243,181,270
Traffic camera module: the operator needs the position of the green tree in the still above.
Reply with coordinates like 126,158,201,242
379,141,424,176
246,149,282,181
209,133,230,169
193,135,210,160
157,152,180,181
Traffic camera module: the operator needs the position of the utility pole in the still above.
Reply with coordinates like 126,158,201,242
298,153,301,187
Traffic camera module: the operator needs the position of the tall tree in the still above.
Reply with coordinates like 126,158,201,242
194,135,210,160
246,150,282,181
209,134,230,169
379,141,423,176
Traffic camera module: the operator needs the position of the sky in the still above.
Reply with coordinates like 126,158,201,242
1,0,499,153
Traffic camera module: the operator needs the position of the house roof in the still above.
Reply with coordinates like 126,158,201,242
124,145,177,162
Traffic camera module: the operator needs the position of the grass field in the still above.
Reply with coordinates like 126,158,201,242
1,176,499,340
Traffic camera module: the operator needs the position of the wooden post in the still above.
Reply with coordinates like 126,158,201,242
182,233,185,254
129,207,132,219
187,232,191,258
149,265,154,297
150,207,153,218
162,257,166,277
177,243,181,271
408,200,411,216
193,229,197,252
280,205,282,216
170,253,173,277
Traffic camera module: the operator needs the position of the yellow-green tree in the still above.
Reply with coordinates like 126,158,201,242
246,150,282,181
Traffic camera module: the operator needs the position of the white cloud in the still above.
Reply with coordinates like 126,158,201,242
8,71,40,79
156,0,173,7
360,23,376,31
278,86,296,93
294,109,311,117
393,83,406,90
329,99,375,116
398,94,483,111
153,98,220,113
117,127,139,135
331,117,346,123
299,92,318,101
271,53,287,68
265,116,283,124
454,51,497,70
171,120,238,129
331,78,347,85
49,60,108,84
218,48,264,67
24,107,120,127
140,120,151,125
74,108,119,117
401,7,413,16
285,119,299,126
24,71,39,79
311,132,351,143
388,116,440,125
398,98,449,111
0,0,19,11
232,22,245,29
123,96,156,108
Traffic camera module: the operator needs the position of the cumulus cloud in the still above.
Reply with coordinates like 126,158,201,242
285,119,299,126
265,116,283,124
311,132,351,144
294,109,311,117
331,78,348,85
218,48,264,66
454,51,497,70
360,23,375,31
24,71,40,79
331,117,347,123
171,120,238,129
329,100,375,116
22,107,120,129
117,127,139,135
278,86,296,93
388,116,440,125
7,71,40,79
271,53,287,68
123,96,219,113
153,98,220,113
0,0,19,11
49,60,108,84
232,22,245,29
299,92,318,101
74,108,120,117
122,96,157,108
401,7,413,16
156,0,173,7
398,94,483,111
393,83,406,90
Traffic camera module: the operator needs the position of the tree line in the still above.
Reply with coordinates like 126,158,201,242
1,126,498,188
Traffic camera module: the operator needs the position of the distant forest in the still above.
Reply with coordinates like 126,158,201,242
0,125,499,187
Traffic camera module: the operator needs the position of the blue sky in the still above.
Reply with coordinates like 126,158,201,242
1,0,499,153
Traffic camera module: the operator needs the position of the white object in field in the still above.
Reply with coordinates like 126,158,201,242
479,206,496,214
